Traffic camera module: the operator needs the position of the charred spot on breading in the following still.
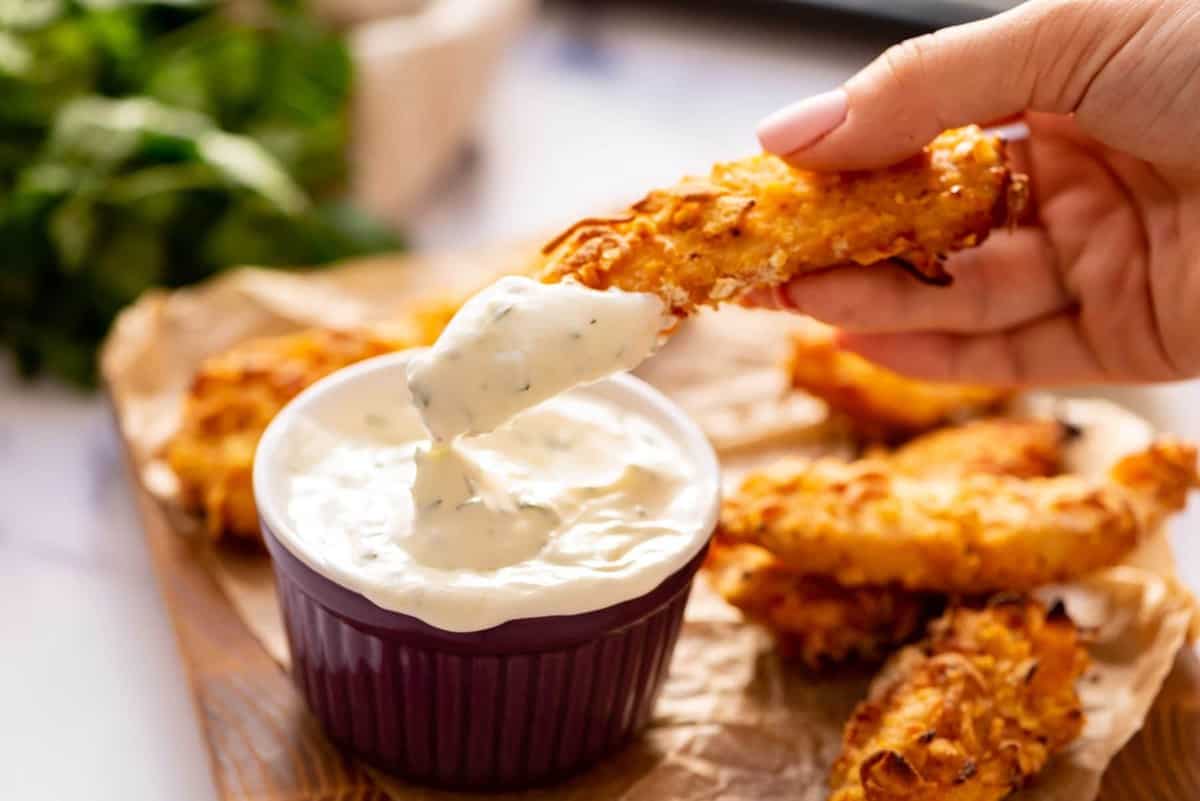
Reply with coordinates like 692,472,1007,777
829,599,1088,801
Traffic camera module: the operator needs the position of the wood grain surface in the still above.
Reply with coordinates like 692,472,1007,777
132,478,392,801
1097,647,1200,801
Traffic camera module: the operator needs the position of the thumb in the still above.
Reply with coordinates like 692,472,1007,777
757,0,1156,170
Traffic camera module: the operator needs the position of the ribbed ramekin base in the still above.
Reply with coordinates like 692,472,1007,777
274,570,693,790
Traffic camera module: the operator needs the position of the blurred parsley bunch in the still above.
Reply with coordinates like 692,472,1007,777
0,0,402,386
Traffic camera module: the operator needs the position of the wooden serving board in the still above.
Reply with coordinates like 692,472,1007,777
127,464,1200,800
131,473,391,801
105,241,1200,799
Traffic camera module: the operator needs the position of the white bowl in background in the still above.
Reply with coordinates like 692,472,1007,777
335,0,534,224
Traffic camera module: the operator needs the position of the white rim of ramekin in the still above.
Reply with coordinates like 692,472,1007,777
252,348,722,611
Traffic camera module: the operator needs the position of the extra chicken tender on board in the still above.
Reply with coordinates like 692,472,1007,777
787,327,1010,439
884,418,1075,480
166,300,460,542
720,440,1199,593
539,126,1027,314
829,598,1088,801
706,418,1069,666
705,540,938,668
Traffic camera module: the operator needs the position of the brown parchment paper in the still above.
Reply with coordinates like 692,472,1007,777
102,246,1198,801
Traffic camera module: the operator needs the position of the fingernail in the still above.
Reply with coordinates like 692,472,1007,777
757,89,848,155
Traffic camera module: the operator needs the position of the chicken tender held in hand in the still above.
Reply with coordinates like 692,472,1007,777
787,327,1010,440
829,598,1088,801
719,440,1198,593
539,127,1027,315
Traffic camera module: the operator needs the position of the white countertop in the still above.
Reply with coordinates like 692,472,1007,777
2,5,1196,799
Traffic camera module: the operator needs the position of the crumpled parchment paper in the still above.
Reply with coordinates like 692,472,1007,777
102,246,1198,800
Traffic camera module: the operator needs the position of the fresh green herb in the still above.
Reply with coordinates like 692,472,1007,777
0,0,403,386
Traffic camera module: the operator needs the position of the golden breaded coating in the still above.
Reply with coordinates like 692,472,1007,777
829,598,1087,801
884,418,1074,479
539,126,1027,314
165,303,461,542
1109,437,1200,513
705,421,1066,667
719,440,1198,592
705,540,937,668
787,327,1010,439
167,328,408,541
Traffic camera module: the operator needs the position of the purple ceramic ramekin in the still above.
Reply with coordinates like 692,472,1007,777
253,351,720,791
264,527,705,790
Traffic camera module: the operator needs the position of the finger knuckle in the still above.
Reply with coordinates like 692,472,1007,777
875,31,957,129
1028,0,1147,111
878,35,936,96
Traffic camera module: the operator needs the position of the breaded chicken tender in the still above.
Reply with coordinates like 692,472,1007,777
719,440,1198,593
884,418,1074,480
787,327,1010,439
166,301,460,542
705,540,938,668
829,598,1088,801
706,418,1068,666
539,126,1027,314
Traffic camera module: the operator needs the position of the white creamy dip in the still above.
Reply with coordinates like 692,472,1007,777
257,353,719,632
406,276,669,441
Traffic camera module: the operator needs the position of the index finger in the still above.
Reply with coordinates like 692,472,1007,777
767,228,1070,335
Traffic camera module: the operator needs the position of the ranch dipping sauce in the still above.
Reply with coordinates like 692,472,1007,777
262,276,716,632
391,275,687,612
405,276,669,441
277,388,708,630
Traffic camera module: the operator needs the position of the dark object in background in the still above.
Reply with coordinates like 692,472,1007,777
771,1,1019,26
0,0,402,387
602,0,1020,28
692,0,1022,27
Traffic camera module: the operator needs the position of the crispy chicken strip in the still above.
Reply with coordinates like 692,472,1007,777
829,598,1088,801
166,300,460,542
706,418,1069,665
883,418,1074,479
719,439,1198,592
787,327,1010,439
538,126,1027,314
705,540,938,668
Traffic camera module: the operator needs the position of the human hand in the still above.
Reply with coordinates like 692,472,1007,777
754,0,1200,385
